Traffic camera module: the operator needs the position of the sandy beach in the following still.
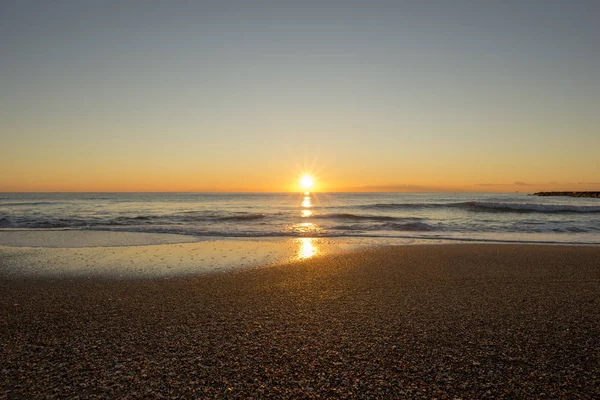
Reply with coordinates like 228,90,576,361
4,0,600,397
2,244,599,398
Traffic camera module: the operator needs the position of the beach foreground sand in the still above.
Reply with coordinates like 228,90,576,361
2,245,599,398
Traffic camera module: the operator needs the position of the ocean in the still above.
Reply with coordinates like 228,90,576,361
1,192,599,245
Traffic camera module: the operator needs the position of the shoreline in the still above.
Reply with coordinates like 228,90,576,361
2,230,600,280
0,232,395,279
2,244,599,397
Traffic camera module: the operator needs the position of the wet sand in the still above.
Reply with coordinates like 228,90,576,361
0,231,393,278
2,244,599,398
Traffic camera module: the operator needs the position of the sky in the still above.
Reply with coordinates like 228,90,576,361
1,1,599,192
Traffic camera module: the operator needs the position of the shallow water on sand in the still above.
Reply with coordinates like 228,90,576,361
0,233,418,278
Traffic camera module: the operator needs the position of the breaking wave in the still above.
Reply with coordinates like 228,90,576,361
361,202,600,214
332,222,434,232
312,213,407,222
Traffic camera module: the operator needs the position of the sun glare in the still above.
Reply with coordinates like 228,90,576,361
297,238,317,259
300,175,314,190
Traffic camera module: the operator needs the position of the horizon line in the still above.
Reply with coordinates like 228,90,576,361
0,189,545,194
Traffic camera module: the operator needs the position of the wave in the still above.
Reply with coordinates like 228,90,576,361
312,213,404,222
385,222,434,231
98,213,267,223
461,202,600,213
0,217,86,229
332,221,434,232
216,214,266,221
102,213,267,225
0,212,268,229
361,203,436,210
361,202,600,214
0,201,63,207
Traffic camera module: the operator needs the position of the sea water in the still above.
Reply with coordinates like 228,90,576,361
1,192,599,245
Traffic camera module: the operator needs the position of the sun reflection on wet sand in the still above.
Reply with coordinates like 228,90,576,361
297,237,317,259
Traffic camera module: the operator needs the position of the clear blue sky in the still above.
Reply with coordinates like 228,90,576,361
1,1,599,191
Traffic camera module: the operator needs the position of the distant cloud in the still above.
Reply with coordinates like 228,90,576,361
475,181,599,190
542,181,599,187
359,184,431,191
476,182,532,187
337,184,460,192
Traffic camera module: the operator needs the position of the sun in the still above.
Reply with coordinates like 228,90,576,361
300,175,314,190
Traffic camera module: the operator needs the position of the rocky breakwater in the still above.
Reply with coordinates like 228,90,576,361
533,191,600,198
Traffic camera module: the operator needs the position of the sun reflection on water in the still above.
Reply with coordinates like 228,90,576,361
291,191,321,246
295,222,317,233
297,238,317,259
301,209,313,217
301,195,312,209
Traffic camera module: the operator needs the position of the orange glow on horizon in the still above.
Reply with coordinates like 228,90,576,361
1,164,598,193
